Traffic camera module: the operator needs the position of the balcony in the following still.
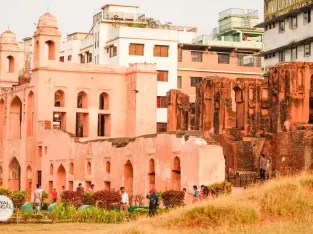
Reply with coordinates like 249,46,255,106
93,11,146,24
219,8,259,20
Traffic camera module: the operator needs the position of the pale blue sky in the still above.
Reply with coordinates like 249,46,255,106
0,0,264,40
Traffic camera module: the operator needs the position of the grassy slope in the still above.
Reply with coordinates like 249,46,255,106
3,173,313,234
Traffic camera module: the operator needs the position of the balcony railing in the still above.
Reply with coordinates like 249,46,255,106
93,11,146,24
219,8,259,19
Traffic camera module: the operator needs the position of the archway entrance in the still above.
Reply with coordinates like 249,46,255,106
8,157,21,191
124,160,133,197
56,165,66,191
171,157,181,190
148,159,155,190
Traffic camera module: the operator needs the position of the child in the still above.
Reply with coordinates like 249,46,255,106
52,188,57,203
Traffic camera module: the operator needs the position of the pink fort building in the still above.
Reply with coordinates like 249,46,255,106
0,13,225,202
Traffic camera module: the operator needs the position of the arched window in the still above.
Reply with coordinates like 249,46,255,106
26,166,32,179
50,163,53,175
6,56,14,73
45,40,56,60
171,156,181,190
55,90,65,107
87,162,91,175
106,161,110,174
10,96,22,139
99,92,109,110
77,91,88,108
69,162,74,175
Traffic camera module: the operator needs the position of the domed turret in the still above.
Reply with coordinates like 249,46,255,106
0,30,18,45
37,13,58,29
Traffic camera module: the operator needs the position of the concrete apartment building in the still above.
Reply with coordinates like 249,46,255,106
178,8,264,104
59,4,197,133
256,0,313,69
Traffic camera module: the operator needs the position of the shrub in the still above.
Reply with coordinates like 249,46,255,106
161,190,184,208
0,187,11,196
10,190,27,210
209,181,232,197
167,204,258,229
93,190,121,210
127,208,149,220
42,202,50,211
82,191,95,206
42,190,49,203
133,194,145,206
61,191,83,208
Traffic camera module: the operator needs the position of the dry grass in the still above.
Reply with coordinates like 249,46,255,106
2,173,313,234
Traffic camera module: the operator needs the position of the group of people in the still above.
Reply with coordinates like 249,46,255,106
186,185,212,204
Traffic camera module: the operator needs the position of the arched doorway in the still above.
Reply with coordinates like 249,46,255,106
171,157,181,190
56,164,66,191
234,87,245,130
124,160,133,196
10,96,22,139
8,157,21,191
148,159,155,190
26,166,32,200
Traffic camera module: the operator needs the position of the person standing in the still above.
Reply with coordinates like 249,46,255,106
52,188,57,203
33,184,42,214
120,187,129,212
260,154,267,181
188,185,199,203
146,189,158,217
182,188,187,205
76,183,82,193
89,184,95,192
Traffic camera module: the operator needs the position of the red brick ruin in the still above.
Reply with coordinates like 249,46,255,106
167,62,313,179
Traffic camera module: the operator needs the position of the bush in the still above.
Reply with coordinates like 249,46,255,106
61,191,83,208
42,202,50,211
10,190,27,210
127,208,149,220
161,190,184,208
209,181,232,197
133,194,145,206
167,204,258,228
51,203,126,223
42,191,49,203
93,190,121,210
0,187,11,196
82,191,96,206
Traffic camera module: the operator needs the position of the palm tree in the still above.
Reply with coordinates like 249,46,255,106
146,17,160,28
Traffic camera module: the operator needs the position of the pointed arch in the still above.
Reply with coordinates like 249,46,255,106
0,99,4,140
87,161,91,175
233,86,244,130
8,157,21,191
54,90,65,107
148,158,155,190
6,56,14,73
77,91,88,108
99,92,109,110
171,156,181,190
45,40,56,60
50,163,54,175
27,91,34,136
124,160,133,196
69,162,74,175
26,165,32,179
10,96,22,139
106,161,110,174
56,164,66,191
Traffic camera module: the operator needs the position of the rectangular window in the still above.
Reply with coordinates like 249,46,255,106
177,76,182,89
304,10,311,24
59,56,64,62
190,77,202,87
80,55,85,64
109,46,117,57
218,54,230,64
87,53,92,63
279,50,285,62
157,123,167,133
129,43,144,56
305,43,311,56
154,45,169,57
291,14,297,29
157,96,167,108
191,51,202,62
279,20,285,33
157,71,168,82
178,49,182,62
68,55,72,61
291,47,297,60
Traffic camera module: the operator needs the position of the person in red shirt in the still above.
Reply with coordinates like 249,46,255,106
52,188,57,203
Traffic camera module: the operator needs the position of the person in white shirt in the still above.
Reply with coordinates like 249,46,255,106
120,187,129,212
33,184,42,214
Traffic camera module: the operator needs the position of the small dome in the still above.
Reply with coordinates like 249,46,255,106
37,13,58,29
0,30,17,45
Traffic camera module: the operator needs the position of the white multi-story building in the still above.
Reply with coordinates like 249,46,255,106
256,0,313,69
59,4,197,132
